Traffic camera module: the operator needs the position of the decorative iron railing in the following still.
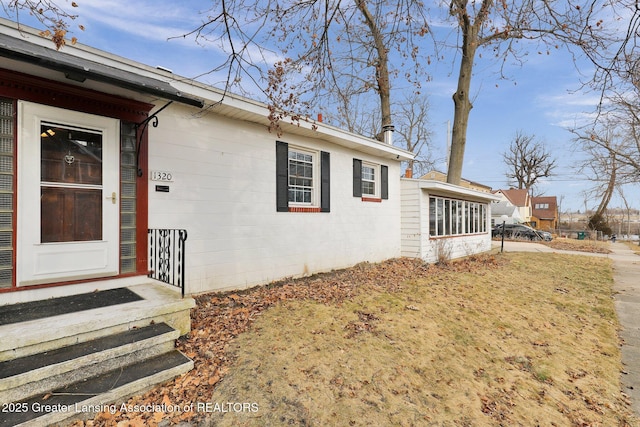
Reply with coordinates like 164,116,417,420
148,229,188,297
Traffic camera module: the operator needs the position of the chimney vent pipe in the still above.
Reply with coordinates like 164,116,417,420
382,124,394,145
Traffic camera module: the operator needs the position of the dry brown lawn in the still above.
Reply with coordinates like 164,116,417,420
542,238,611,254
203,254,635,426
81,253,637,427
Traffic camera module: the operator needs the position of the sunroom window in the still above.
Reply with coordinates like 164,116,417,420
429,196,488,237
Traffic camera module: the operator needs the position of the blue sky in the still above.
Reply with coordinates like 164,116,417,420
4,0,638,212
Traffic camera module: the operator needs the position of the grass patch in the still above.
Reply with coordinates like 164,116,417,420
623,241,640,254
203,253,635,426
542,238,611,254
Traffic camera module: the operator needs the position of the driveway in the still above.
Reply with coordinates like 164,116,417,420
494,240,640,415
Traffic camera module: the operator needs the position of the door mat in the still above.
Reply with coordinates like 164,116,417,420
0,288,143,326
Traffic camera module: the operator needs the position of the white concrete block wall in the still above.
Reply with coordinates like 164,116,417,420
148,103,403,294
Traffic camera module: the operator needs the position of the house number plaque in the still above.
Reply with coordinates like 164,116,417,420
151,170,173,182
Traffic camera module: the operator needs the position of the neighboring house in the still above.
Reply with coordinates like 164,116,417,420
420,170,493,193
0,18,414,425
493,189,533,224
531,196,559,231
401,179,500,263
490,200,523,226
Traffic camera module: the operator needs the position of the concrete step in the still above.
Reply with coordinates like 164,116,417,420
0,284,194,362
0,283,194,426
0,350,193,427
0,322,179,405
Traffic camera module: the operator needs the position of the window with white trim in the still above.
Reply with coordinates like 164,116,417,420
288,149,315,204
276,141,330,212
429,196,487,237
352,158,388,200
361,163,377,196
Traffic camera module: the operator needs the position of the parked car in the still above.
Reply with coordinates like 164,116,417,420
492,223,544,241
537,230,553,241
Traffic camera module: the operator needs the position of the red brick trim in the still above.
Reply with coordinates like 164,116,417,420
289,207,322,213
361,197,382,203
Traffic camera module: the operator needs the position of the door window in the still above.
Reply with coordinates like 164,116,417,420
40,123,103,243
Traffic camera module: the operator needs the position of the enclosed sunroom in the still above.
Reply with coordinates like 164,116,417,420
400,178,500,262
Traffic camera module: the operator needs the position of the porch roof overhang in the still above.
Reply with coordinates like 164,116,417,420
405,178,502,203
0,32,204,108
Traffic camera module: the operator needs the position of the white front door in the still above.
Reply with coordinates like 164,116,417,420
17,101,120,286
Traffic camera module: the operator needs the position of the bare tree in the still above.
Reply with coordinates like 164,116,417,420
3,0,432,142
394,92,437,176
571,97,640,218
171,0,280,100
322,81,377,136
262,1,430,135
604,94,640,175
502,131,556,192
260,1,617,177
324,89,437,175
6,0,624,180
580,147,618,219
445,0,615,185
580,1,640,98
0,0,81,49
617,186,633,238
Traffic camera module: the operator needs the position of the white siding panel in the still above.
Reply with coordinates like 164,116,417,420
148,103,403,294
421,234,492,264
400,180,422,258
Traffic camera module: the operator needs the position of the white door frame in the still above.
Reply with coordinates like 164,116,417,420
17,101,120,286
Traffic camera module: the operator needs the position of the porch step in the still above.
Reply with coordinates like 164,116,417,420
0,322,179,404
0,283,195,426
0,350,193,427
0,283,194,362
0,288,143,326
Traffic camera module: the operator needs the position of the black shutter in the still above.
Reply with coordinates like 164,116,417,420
353,158,362,197
321,151,330,212
381,165,389,200
276,141,289,212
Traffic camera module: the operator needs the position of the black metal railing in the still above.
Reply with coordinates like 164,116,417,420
148,229,188,297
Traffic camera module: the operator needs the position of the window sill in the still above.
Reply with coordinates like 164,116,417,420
429,232,489,239
288,206,321,213
361,197,382,203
